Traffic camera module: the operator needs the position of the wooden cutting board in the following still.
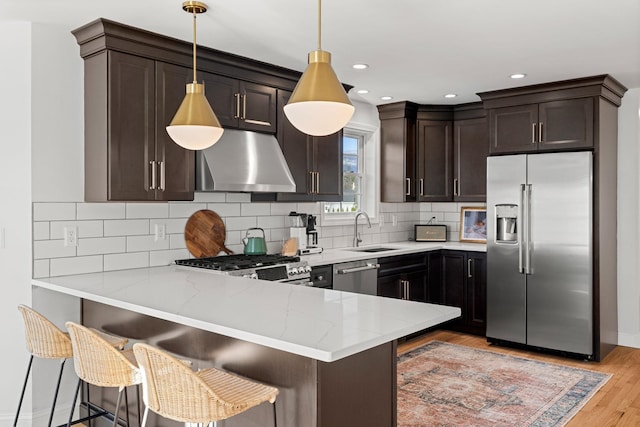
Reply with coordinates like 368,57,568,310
184,209,233,257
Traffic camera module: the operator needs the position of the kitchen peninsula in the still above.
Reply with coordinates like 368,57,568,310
33,265,460,427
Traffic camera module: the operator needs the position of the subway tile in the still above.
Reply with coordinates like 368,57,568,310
419,202,433,212
317,237,333,249
104,252,149,271
270,203,297,215
226,243,244,254
51,220,103,239
34,240,77,259
432,202,458,212
257,215,285,229
77,237,126,256
169,203,207,218
104,219,149,237
266,242,282,254
126,203,169,219
77,203,125,220
296,202,321,215
224,230,242,246
149,218,187,235
207,203,240,217
170,234,188,250
444,212,460,222
379,203,398,213
193,192,226,203
33,222,50,241
33,259,50,278
241,203,271,216
150,249,190,267
127,235,170,252
50,255,103,277
33,203,76,221
224,216,257,231
270,228,288,243
226,193,251,203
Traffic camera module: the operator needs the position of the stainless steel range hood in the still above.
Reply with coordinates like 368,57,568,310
196,129,296,192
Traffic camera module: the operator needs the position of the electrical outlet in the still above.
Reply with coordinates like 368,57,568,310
64,226,78,247
154,223,166,241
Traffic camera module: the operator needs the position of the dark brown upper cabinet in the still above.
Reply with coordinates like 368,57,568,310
478,75,627,156
378,102,418,202
201,72,277,133
453,105,489,201
378,103,487,203
82,50,194,201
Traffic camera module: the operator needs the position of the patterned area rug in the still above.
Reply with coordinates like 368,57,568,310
397,341,610,427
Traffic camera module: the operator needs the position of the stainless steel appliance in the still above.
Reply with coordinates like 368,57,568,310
487,152,593,357
174,254,313,285
333,259,380,295
288,212,323,255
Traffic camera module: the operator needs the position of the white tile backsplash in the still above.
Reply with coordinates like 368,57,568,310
33,198,474,277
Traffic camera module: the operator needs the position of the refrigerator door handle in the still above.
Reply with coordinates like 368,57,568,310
524,184,532,275
519,184,526,274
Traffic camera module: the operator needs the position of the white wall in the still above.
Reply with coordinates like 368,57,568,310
617,88,640,347
0,21,34,426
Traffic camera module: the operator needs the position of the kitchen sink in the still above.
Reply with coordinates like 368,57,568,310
349,247,397,253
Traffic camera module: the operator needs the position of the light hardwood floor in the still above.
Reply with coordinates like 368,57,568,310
398,330,640,427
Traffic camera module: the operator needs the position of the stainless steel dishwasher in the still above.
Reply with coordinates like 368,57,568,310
332,259,380,295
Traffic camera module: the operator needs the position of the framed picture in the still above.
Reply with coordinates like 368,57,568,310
460,206,487,243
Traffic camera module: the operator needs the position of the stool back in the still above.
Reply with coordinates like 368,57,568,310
18,304,72,359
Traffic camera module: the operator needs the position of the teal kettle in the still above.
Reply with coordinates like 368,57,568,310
243,227,267,255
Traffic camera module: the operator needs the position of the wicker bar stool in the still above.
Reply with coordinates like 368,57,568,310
14,305,128,427
132,343,279,427
65,322,142,427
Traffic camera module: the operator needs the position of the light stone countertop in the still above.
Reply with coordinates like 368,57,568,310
302,241,486,266
32,265,461,362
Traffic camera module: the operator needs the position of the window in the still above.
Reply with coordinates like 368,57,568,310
321,126,378,225
324,132,364,214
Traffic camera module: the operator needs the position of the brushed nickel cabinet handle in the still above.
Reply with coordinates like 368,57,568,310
149,161,156,190
454,178,459,196
241,94,247,120
315,172,320,194
159,161,165,191
310,171,316,194
406,178,411,196
419,179,424,196
234,93,240,119
532,123,537,144
539,122,543,142
468,258,473,278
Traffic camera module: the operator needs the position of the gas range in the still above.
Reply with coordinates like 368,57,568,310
174,254,312,283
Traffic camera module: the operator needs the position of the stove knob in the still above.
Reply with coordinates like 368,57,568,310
250,273,258,280
288,268,299,276
305,265,312,273
242,274,251,279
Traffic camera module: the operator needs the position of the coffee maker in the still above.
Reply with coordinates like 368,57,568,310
288,212,323,255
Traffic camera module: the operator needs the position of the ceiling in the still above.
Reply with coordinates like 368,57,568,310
2,0,639,106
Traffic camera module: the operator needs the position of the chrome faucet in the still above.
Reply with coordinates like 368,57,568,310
353,211,371,247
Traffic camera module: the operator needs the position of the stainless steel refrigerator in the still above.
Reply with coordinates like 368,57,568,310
486,151,593,357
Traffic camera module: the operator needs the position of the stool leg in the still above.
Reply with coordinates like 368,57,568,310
47,359,67,427
273,401,277,427
135,385,141,427
141,406,149,427
123,387,130,427
13,355,34,427
112,387,123,427
66,378,82,427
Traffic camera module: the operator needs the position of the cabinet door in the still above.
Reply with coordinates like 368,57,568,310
488,105,538,154
417,120,453,201
426,251,443,304
155,62,195,201
240,81,277,133
200,72,239,128
275,90,313,201
406,270,428,303
380,118,416,202
538,98,593,150
313,132,343,201
108,51,156,201
442,251,466,329
377,274,403,299
467,252,487,334
454,117,488,201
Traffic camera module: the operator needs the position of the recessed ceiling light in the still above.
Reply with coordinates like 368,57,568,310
352,63,369,70
444,93,457,98
510,73,527,79
380,96,393,101
357,89,369,94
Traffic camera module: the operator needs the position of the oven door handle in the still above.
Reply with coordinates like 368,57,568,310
337,263,380,274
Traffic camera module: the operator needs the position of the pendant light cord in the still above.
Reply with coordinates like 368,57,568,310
317,0,322,51
192,8,197,83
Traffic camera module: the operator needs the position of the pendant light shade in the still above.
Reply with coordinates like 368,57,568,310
166,1,224,150
284,0,354,136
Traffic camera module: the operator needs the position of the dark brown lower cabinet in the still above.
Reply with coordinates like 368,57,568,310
377,254,428,302
441,250,486,335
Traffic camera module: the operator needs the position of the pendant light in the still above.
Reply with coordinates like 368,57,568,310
166,1,224,150
283,0,355,136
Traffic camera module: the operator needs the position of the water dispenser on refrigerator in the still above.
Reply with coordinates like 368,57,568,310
495,204,518,243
